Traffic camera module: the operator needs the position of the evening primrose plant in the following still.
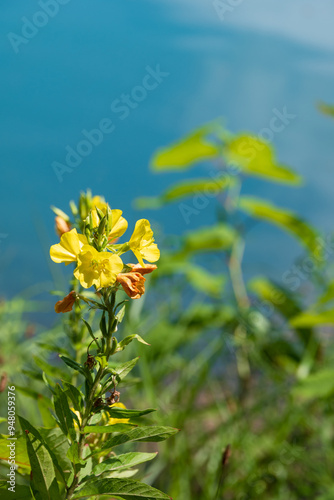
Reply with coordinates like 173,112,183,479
16,191,177,500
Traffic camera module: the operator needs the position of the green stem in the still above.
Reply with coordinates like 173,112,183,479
66,296,117,499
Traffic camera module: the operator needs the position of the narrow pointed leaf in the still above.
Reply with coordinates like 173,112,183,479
18,416,61,500
92,452,157,475
73,477,172,499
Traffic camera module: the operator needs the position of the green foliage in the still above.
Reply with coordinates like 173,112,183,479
224,134,302,184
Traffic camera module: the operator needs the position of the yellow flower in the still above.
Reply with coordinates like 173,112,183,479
107,402,129,425
91,207,128,242
50,229,88,265
92,195,107,211
74,245,123,289
129,219,160,266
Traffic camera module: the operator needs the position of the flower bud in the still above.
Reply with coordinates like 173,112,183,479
55,216,71,237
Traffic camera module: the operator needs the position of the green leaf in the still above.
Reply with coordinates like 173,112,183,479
67,442,85,465
318,101,334,119
92,452,157,475
224,135,302,184
82,319,100,349
151,123,219,171
135,177,232,209
0,483,33,499
33,356,68,381
105,358,140,384
293,368,334,400
157,258,225,297
239,196,318,253
94,426,178,455
117,335,150,352
53,384,76,441
290,310,334,327
39,428,72,481
182,224,236,254
63,382,84,412
73,477,172,499
18,416,61,500
0,434,30,471
59,355,92,384
82,423,135,434
115,304,126,323
103,408,156,419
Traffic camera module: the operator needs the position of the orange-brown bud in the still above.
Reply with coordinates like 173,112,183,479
55,216,71,237
55,291,77,313
116,272,146,299
128,263,157,275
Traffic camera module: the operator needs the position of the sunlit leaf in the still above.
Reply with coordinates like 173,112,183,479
290,310,334,327
239,197,318,253
224,135,302,184
182,224,236,254
293,368,334,400
135,177,232,209
151,123,220,171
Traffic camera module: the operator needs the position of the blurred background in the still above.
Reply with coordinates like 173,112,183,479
1,0,334,300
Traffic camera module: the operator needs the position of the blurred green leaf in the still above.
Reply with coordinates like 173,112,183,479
157,258,225,297
135,177,232,209
182,224,236,254
239,197,318,253
293,368,334,400
318,102,334,119
151,123,219,171
290,310,334,327
117,335,150,351
224,135,302,184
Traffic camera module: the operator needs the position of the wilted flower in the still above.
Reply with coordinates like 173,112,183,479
128,263,157,275
116,271,146,299
55,291,77,313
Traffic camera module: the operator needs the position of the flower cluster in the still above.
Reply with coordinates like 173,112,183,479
50,194,159,310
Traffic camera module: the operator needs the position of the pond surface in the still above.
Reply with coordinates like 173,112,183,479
1,0,334,305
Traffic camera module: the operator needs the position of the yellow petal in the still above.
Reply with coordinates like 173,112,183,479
141,244,160,263
108,209,128,240
50,229,87,265
74,246,124,289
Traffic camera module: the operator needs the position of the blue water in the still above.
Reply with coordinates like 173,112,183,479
1,0,334,307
